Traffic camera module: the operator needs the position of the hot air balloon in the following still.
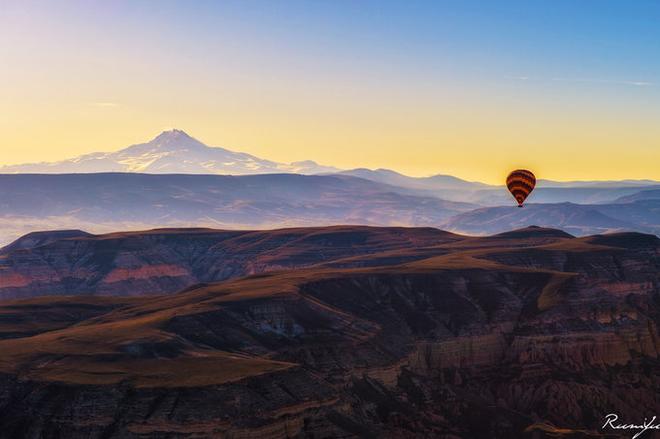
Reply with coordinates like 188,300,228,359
506,169,536,207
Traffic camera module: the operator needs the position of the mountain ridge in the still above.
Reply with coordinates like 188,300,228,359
3,129,657,191
0,129,339,175
0,225,467,300
442,201,660,236
0,224,658,437
0,172,477,247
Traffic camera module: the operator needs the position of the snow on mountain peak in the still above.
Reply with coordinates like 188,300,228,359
0,130,341,175
139,129,207,152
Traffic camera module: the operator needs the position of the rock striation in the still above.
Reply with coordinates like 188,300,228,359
0,226,658,438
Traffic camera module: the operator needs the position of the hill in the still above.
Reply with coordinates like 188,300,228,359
614,188,660,203
0,226,463,300
0,172,476,246
442,201,660,236
0,225,658,437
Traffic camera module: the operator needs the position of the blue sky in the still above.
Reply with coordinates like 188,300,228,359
1,0,659,182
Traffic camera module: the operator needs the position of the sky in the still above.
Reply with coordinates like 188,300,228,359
1,0,659,184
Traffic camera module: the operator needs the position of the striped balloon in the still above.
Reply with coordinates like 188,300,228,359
506,169,536,207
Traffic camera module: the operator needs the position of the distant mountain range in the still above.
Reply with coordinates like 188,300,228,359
1,129,659,243
3,128,658,192
335,169,660,205
443,201,660,236
0,173,476,246
0,172,658,247
3,129,658,200
0,129,340,175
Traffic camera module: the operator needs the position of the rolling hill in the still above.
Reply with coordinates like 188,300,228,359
0,225,658,438
442,201,660,236
1,171,659,249
0,226,462,300
0,173,476,246
1,129,660,246
614,188,660,203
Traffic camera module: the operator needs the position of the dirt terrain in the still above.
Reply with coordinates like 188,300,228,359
0,225,658,438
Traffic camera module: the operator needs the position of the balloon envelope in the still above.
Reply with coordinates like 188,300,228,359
506,169,536,207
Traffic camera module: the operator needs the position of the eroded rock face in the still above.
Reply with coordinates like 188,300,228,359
0,226,461,300
0,227,658,438
0,369,343,439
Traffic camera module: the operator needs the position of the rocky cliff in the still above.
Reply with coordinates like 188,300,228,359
0,226,658,438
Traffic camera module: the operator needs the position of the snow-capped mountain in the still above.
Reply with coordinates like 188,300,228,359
0,129,340,175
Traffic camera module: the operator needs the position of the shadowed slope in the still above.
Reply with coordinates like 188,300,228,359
0,226,658,438
0,226,464,300
443,201,660,237
0,172,478,247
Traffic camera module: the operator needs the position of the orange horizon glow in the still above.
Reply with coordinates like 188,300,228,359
1,1,659,185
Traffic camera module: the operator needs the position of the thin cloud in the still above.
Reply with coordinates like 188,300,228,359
551,77,654,87
90,102,120,108
505,75,531,81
